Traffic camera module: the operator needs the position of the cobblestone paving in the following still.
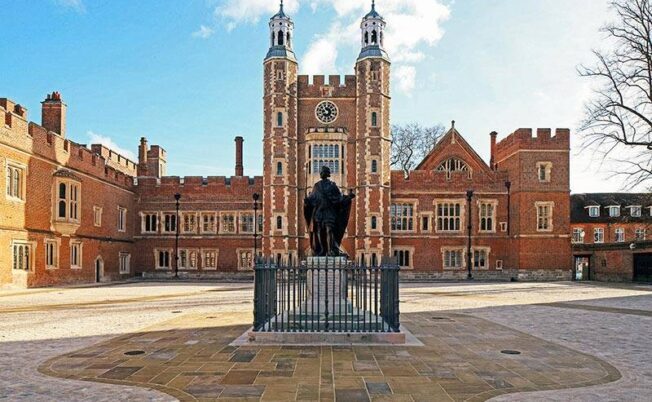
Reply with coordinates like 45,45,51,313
39,310,620,401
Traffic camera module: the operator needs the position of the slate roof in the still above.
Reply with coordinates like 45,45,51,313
571,193,652,224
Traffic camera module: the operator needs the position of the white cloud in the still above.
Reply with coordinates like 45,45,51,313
53,0,85,13
394,65,416,94
192,25,215,39
87,131,137,161
212,0,450,95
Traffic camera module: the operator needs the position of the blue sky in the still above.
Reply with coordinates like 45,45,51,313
0,0,625,192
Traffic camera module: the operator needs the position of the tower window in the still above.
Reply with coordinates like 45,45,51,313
286,31,291,46
276,112,283,127
278,31,284,46
276,216,283,230
371,216,377,230
364,32,369,45
371,30,378,44
371,112,378,127
371,159,378,173
276,162,283,176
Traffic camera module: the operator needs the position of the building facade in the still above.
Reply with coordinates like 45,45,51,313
1,3,575,287
571,193,652,282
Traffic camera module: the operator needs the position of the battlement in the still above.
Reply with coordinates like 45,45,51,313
136,175,263,200
138,175,263,188
27,123,134,189
494,128,570,162
90,144,138,176
1,98,29,133
298,75,357,98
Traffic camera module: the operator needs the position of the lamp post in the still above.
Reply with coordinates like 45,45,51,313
466,189,474,280
174,193,181,279
253,193,260,265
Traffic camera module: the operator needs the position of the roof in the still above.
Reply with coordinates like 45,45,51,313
271,1,288,20
358,45,389,61
363,1,383,20
571,193,652,224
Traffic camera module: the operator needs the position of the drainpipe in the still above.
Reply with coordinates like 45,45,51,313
466,190,474,280
505,181,511,236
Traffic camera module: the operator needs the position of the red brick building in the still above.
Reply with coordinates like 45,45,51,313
0,3,574,287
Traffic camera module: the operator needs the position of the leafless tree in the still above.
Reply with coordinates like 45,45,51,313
391,123,446,176
579,0,652,189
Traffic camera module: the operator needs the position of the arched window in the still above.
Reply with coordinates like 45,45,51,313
278,30,284,46
276,162,283,176
380,31,384,46
371,30,378,44
371,159,378,173
277,112,283,127
364,31,369,45
276,216,283,230
436,158,472,179
271,32,275,46
286,31,291,46
371,112,378,127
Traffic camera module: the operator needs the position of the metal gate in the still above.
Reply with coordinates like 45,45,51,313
634,253,652,282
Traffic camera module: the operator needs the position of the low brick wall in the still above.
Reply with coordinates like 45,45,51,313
141,271,254,282
400,269,572,282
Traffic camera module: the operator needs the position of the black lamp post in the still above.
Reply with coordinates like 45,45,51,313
253,193,260,265
174,193,181,279
466,189,474,280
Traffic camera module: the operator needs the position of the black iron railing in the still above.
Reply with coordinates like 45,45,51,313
253,258,400,333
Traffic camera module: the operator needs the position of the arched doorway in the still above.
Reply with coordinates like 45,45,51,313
95,257,104,283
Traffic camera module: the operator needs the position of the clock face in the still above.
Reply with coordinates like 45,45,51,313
315,101,339,124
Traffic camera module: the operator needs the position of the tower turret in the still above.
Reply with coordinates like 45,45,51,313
358,0,389,61
266,0,296,62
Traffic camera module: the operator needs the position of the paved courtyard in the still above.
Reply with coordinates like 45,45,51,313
0,281,651,401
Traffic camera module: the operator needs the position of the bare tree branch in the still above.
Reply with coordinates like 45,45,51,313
390,123,446,177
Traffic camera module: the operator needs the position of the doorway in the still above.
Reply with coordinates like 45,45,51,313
95,257,104,283
634,253,652,282
574,256,591,281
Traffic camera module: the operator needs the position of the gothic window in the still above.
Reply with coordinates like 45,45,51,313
45,240,58,269
182,213,197,233
201,212,217,234
118,206,127,232
393,249,411,268
371,216,378,230
220,213,236,234
437,158,471,179
286,31,291,46
473,248,489,270
277,30,284,46
56,180,80,223
240,213,254,234
6,163,24,200
443,249,464,269
203,250,218,270
156,249,171,269
536,202,554,232
436,202,462,232
371,112,378,127
276,161,283,176
142,213,158,233
276,216,283,230
479,202,496,232
119,253,131,274
12,242,31,271
371,30,378,44
391,203,414,232
364,31,369,45
70,241,82,269
311,144,342,175
162,213,177,233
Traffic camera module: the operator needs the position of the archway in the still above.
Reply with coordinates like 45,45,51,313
95,257,104,283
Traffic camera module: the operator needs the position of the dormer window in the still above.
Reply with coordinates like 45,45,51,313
608,206,621,217
629,206,642,217
588,206,600,217
437,158,471,180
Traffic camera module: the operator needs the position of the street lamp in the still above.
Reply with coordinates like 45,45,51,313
174,193,181,279
253,193,260,265
466,189,474,280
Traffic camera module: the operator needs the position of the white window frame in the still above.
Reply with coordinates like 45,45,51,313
472,247,490,270
608,205,621,217
93,206,103,227
119,252,131,274
141,212,159,234
237,248,255,271
55,179,81,223
442,247,465,270
202,249,219,270
11,241,33,271
391,202,416,232
615,227,625,243
155,249,172,270
239,212,255,234
572,228,585,244
179,248,199,270
70,241,83,269
536,202,554,232
635,228,646,241
200,212,217,234
45,239,59,269
587,206,600,218
629,206,642,217
436,200,464,233
536,161,552,183
594,228,604,244
220,212,237,234
181,212,198,234
162,212,177,234
392,248,413,269
5,160,26,201
117,206,127,232
478,200,497,233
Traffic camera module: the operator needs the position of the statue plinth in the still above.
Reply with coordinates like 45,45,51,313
305,256,349,313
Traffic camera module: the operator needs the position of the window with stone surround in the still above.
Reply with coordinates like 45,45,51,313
119,252,130,274
201,212,217,234
238,249,254,270
390,203,415,232
203,249,219,270
442,248,464,270
371,215,378,231
220,213,236,234
93,206,103,227
371,112,378,127
636,228,646,241
70,241,82,269
311,144,342,175
536,202,554,232
536,162,552,182
437,158,471,179
155,249,171,270
45,239,58,269
182,213,197,234
142,212,158,234
179,249,199,270
472,248,489,270
117,206,127,232
6,161,25,201
276,161,283,176
56,180,80,223
371,159,378,174
478,201,496,232
393,248,412,269
12,241,32,271
594,228,604,243
162,213,177,233
276,112,283,127
436,201,463,232
615,228,625,243
240,213,255,234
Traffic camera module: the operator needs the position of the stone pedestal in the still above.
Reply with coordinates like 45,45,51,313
305,256,348,313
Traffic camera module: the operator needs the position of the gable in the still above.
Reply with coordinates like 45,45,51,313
415,127,493,176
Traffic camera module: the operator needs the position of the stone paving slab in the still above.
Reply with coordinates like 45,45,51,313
38,311,620,401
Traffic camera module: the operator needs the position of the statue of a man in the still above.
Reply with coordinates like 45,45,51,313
304,166,355,257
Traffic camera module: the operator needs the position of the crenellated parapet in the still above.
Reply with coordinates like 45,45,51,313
495,128,570,162
391,169,509,193
297,75,357,98
136,175,263,197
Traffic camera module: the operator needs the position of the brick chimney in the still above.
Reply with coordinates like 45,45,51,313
235,136,244,176
41,91,66,136
138,137,149,176
490,131,498,169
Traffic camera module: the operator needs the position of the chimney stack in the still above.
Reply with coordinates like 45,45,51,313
41,91,66,137
235,136,244,176
490,131,498,169
138,137,149,176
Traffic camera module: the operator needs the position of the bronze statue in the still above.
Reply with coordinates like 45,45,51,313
304,166,355,257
